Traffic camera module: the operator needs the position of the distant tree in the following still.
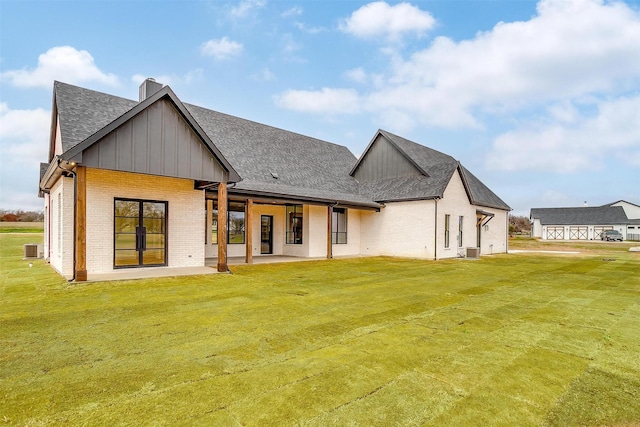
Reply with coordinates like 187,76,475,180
509,215,531,235
1,213,19,222
0,210,44,222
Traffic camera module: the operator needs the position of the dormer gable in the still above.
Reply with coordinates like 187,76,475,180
55,82,240,184
350,130,426,182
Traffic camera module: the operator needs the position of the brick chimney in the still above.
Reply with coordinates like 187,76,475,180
139,78,163,101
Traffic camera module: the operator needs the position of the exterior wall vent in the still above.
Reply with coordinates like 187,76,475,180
466,247,480,259
24,244,44,259
139,78,163,101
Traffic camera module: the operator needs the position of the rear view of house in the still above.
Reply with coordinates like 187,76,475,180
39,80,510,281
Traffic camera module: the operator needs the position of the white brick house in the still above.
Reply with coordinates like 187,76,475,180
40,80,510,281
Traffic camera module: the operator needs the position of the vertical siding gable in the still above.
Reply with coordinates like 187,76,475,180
81,99,228,182
353,135,422,182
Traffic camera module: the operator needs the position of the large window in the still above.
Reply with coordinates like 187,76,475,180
205,200,218,244
207,200,245,244
444,214,450,248
228,201,246,244
458,216,463,248
286,204,303,244
332,207,347,244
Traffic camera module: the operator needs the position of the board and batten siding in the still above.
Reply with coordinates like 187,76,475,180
352,135,422,182
81,99,228,182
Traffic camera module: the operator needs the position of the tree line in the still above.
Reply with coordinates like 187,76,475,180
509,215,531,235
0,210,44,222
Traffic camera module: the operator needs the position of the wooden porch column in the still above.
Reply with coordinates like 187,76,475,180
245,198,253,264
75,166,87,281
217,183,228,272
327,205,333,259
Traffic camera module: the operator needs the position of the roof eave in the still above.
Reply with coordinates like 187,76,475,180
226,187,381,211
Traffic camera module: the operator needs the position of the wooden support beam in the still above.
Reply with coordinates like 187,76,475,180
75,166,87,281
245,198,253,264
327,205,333,259
217,183,228,272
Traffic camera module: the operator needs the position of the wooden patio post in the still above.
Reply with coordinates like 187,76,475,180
245,198,253,264
75,166,87,281
327,205,333,259
217,182,228,272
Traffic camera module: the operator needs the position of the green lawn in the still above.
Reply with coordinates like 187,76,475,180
0,222,44,233
1,234,639,426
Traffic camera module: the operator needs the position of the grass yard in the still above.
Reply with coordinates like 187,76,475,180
0,222,44,234
1,234,639,426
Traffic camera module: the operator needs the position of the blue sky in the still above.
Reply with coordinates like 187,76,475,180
1,0,639,215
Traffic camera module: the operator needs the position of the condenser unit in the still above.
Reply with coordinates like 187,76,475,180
466,247,480,259
24,244,44,259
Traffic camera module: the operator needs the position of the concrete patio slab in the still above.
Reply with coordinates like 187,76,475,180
86,266,218,282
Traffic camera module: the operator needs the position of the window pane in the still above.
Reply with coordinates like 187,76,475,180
144,218,165,234
143,249,165,265
115,233,137,250
331,207,347,244
143,202,166,219
145,234,165,249
115,217,138,233
228,207,245,244
115,200,139,217
286,205,303,245
445,214,450,248
115,249,138,267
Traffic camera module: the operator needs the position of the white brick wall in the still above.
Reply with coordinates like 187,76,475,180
360,170,508,259
360,200,435,259
437,170,477,259
85,168,205,273
48,176,74,277
332,208,361,257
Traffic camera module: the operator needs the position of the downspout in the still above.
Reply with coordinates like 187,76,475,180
434,198,439,260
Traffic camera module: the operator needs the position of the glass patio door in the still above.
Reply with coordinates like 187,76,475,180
261,215,273,254
114,199,167,268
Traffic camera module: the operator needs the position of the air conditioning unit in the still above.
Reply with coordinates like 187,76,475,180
466,247,480,259
24,244,44,259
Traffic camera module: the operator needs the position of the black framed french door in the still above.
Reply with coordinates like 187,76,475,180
114,198,167,268
261,215,273,254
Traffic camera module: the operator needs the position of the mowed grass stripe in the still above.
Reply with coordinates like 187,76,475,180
1,234,639,426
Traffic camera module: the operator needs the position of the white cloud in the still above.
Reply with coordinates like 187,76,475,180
280,0,640,131
0,103,50,164
340,1,435,41
131,69,204,87
294,21,325,34
252,67,276,82
0,103,50,210
1,46,118,88
230,0,266,18
274,88,360,114
486,95,640,173
201,37,244,60
281,6,302,17
344,67,368,84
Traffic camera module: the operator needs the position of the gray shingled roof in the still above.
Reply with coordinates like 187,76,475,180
459,165,511,210
184,104,368,203
54,81,137,153
358,130,511,210
530,206,630,225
